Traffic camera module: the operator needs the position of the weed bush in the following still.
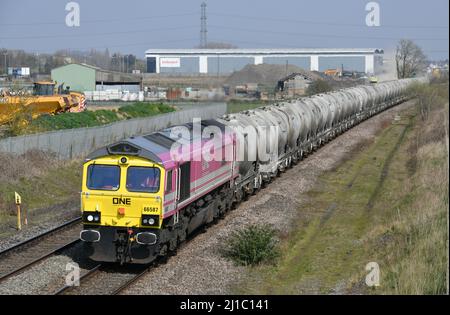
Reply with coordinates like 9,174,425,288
222,224,279,266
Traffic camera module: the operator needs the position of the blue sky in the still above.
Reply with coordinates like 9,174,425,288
0,0,448,60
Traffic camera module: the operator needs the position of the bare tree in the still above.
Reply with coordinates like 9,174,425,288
408,83,440,121
395,39,427,79
305,79,332,96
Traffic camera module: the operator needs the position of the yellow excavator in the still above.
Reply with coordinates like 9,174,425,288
0,81,85,125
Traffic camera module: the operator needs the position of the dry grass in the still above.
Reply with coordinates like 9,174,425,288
0,151,82,218
377,94,448,294
0,150,65,183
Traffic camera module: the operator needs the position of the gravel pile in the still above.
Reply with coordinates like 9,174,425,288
121,100,415,295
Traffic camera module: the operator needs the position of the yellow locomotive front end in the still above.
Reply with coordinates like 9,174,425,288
80,152,166,264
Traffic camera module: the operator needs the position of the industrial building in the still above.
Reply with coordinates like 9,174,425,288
145,48,384,75
51,63,142,93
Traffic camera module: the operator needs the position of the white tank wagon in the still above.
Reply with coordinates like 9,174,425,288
217,78,425,199
333,91,355,128
256,107,290,162
273,102,302,152
293,99,316,145
300,98,324,138
276,100,313,156
217,112,257,177
242,110,280,175
339,89,359,125
309,96,334,136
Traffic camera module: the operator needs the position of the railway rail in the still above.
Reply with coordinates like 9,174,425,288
53,263,102,295
0,215,192,294
0,217,82,283
53,227,202,295
54,263,150,295
53,231,199,295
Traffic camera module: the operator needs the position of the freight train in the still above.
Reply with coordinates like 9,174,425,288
80,78,424,264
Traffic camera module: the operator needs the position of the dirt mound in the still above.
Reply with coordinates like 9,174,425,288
224,64,322,88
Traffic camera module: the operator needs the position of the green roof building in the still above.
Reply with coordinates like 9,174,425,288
51,63,141,92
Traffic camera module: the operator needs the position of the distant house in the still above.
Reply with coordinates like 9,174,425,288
277,73,314,96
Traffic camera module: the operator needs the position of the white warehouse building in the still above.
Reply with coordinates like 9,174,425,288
145,48,384,75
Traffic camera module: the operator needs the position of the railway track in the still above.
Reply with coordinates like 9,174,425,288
0,217,82,283
53,263,102,295
54,263,150,295
54,232,197,295
1,216,197,294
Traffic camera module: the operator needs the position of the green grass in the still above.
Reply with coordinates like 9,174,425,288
233,84,448,294
118,102,175,118
19,102,175,135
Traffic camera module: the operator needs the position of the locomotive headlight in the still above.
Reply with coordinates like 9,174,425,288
141,215,159,227
83,211,101,223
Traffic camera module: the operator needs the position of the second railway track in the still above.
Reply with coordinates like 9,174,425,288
0,217,82,283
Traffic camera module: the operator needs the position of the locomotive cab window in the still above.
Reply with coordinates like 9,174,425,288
87,165,120,191
126,167,160,193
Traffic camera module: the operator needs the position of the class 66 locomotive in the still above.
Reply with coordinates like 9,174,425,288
80,120,239,264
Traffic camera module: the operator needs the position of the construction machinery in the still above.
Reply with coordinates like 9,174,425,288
0,81,85,125
324,69,340,77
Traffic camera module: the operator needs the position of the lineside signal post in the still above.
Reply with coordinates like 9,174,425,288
14,192,25,230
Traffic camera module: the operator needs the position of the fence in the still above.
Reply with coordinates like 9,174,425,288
0,104,227,159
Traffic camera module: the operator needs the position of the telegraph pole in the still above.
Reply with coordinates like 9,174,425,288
200,2,207,48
